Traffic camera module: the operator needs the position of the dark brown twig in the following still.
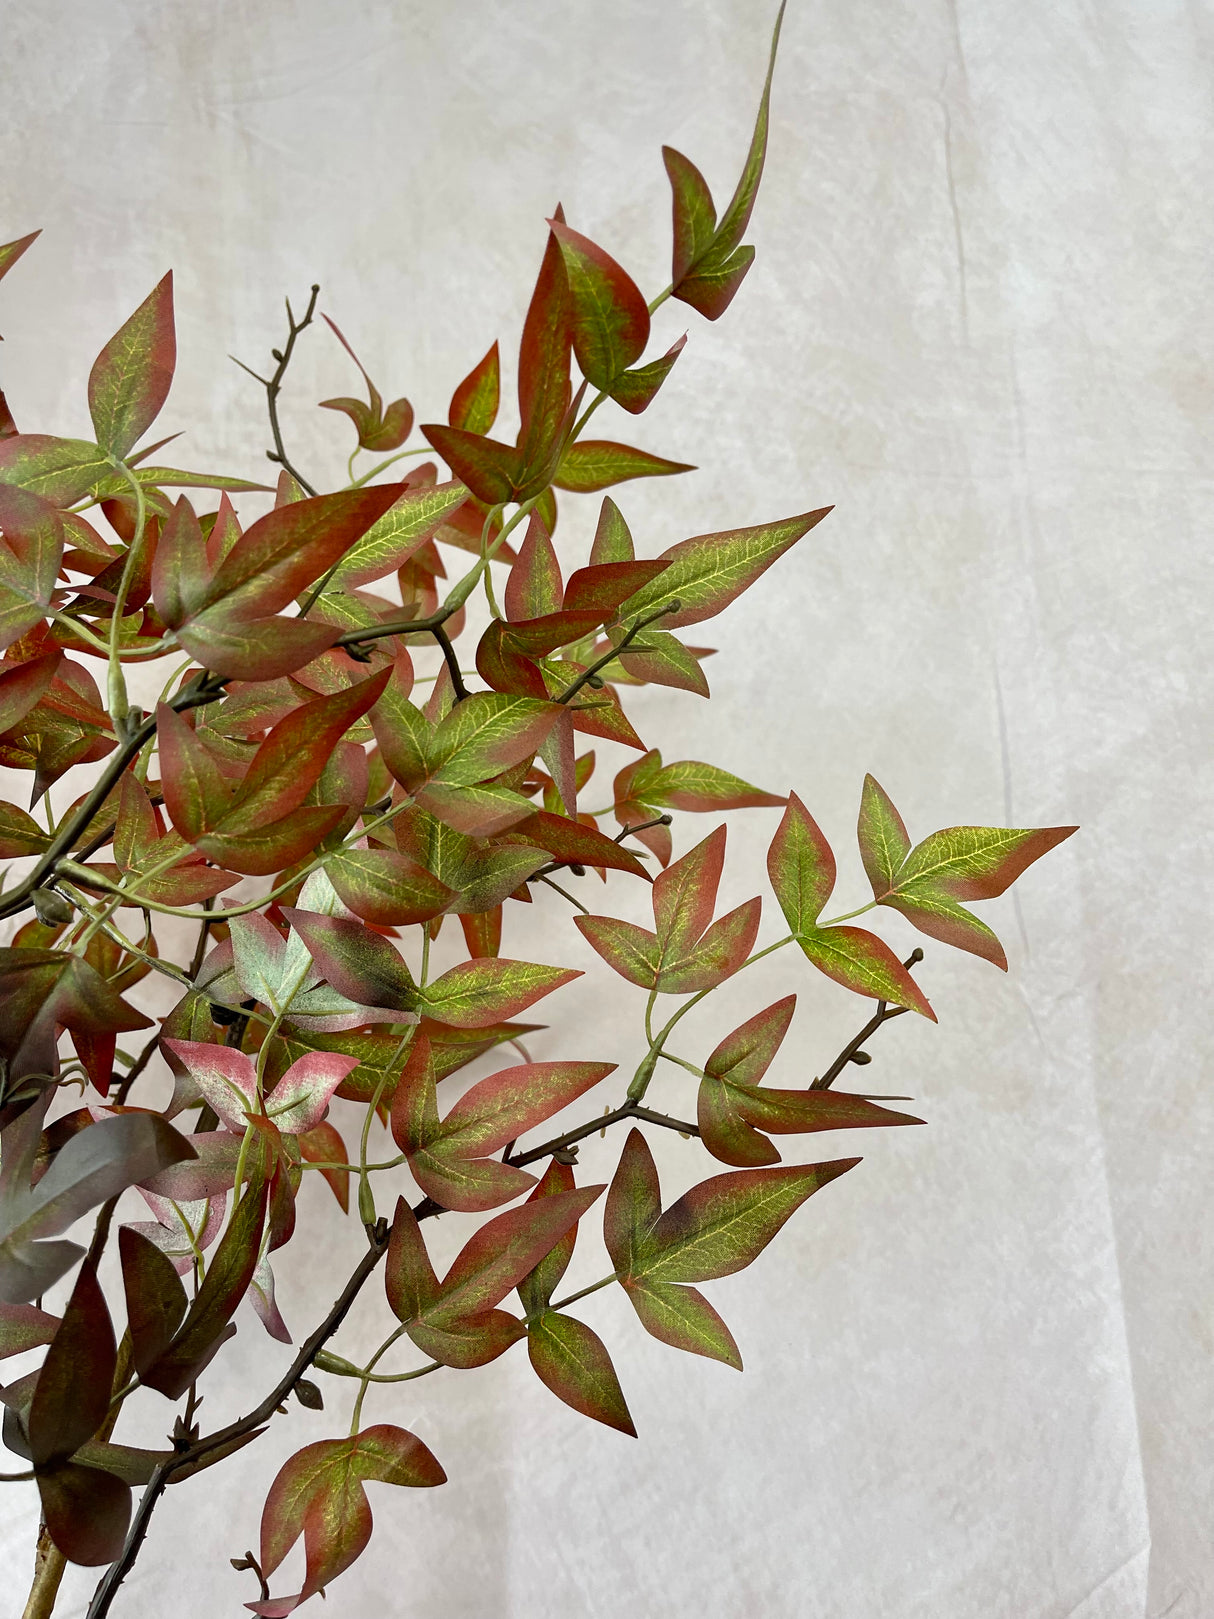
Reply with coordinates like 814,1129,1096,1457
231,284,321,498
0,672,229,922
555,602,681,706
811,948,925,1090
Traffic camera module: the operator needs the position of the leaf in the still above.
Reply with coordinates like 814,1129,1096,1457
0,435,114,506
698,999,922,1165
603,1128,661,1281
119,1225,188,1379
619,507,831,629
633,756,785,813
297,1120,349,1212
142,1176,269,1400
505,809,649,878
282,910,418,1016
220,672,390,831
856,775,1078,970
173,485,404,679
0,485,65,650
517,209,572,482
88,273,175,458
37,1461,132,1567
0,1301,58,1359
448,342,501,436
609,335,687,415
0,800,52,858
419,425,520,506
527,1312,636,1435
515,1158,578,1316
504,512,562,622
621,1278,741,1367
0,1111,194,1304
0,650,61,734
418,958,578,1030
572,916,661,989
392,1186,604,1364
27,1262,114,1465
325,848,454,926
323,482,469,590
255,1426,445,1613
666,2,786,319
265,1051,358,1134
637,1158,858,1286
549,221,650,390
428,692,560,788
589,496,634,564
553,441,694,494
856,773,912,899
767,793,936,1018
392,1035,609,1212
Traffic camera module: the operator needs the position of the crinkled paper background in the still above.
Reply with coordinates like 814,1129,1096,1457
1,1,1210,1614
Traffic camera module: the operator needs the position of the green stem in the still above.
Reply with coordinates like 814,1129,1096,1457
549,1273,617,1313
105,461,149,727
818,900,877,927
629,934,795,1102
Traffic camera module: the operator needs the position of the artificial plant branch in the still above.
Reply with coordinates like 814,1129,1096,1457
232,282,321,497
811,948,925,1090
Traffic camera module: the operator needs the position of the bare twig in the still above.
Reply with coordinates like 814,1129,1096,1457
811,948,925,1090
232,283,321,497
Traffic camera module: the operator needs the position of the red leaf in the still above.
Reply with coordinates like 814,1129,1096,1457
27,1262,114,1465
517,208,572,480
448,341,501,436
256,1426,445,1612
573,915,661,989
549,221,650,390
419,424,520,506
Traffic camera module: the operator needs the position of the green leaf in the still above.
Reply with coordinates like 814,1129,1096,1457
119,1225,188,1380
642,757,784,813
856,775,1078,971
87,273,175,459
428,693,560,788
589,496,634,565
527,1311,636,1435
635,1158,857,1286
621,1277,741,1368
549,221,650,390
609,335,686,416
619,507,831,628
553,440,694,494
326,848,454,926
768,794,935,1018
0,435,114,506
324,481,469,590
418,958,578,1030
573,916,661,989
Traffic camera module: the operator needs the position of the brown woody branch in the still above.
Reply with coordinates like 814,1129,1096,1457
0,671,229,922
811,948,925,1090
231,283,321,498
